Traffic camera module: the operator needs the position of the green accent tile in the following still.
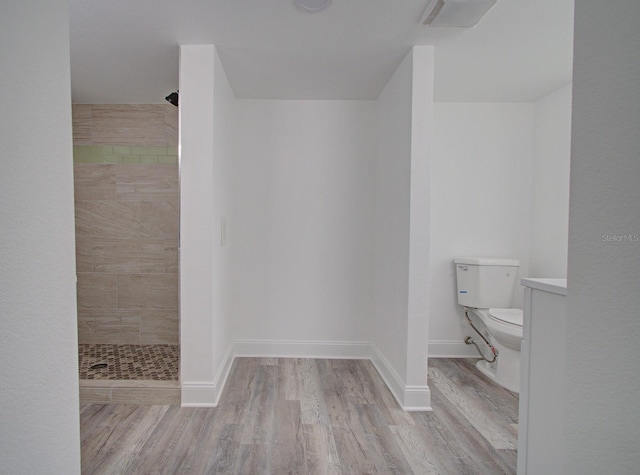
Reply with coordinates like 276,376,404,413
83,155,102,163
158,155,177,165
88,146,102,157
131,146,150,156
100,146,113,156
148,146,168,156
102,154,121,164
139,155,158,165
120,155,140,164
167,146,178,156
113,146,131,156
74,145,91,159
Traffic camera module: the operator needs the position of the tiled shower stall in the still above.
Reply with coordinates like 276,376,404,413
73,104,180,404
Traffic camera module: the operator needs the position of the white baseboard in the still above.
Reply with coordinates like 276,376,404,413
233,339,372,359
428,340,479,358
182,339,432,411
180,382,218,407
181,343,235,407
370,345,432,411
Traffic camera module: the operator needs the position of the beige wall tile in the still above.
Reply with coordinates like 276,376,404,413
76,239,93,272
140,199,179,239
73,164,116,200
91,126,169,146
164,241,179,273
141,310,179,344
164,106,178,145
72,104,178,147
75,200,141,238
115,164,178,201
77,273,117,309
72,104,180,342
72,104,92,145
91,105,167,129
77,309,141,344
117,274,178,310
93,238,167,273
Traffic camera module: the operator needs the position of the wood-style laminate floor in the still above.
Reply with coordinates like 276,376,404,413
80,357,518,474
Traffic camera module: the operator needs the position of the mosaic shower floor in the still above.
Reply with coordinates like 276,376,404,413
79,344,179,381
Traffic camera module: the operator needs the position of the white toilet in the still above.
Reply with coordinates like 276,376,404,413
454,257,523,393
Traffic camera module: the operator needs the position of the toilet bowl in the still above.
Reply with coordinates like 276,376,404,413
469,307,523,393
454,257,524,393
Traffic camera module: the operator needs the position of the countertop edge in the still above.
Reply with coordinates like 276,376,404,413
520,278,567,296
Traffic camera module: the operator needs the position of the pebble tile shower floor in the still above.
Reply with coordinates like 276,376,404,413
78,344,179,381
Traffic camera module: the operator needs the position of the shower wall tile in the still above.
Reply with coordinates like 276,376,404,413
90,104,167,126
140,199,179,240
92,126,168,146
117,274,178,310
73,145,178,165
76,239,93,272
72,104,92,145
77,273,117,309
158,155,178,165
73,104,179,347
74,164,116,201
72,104,178,147
164,108,179,146
75,200,141,238
90,104,177,147
141,310,179,344
164,242,179,273
115,165,178,201
78,309,141,344
93,239,167,273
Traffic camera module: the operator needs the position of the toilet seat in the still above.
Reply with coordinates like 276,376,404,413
488,308,523,327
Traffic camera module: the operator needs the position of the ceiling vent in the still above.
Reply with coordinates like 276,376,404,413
420,0,497,28
295,0,331,13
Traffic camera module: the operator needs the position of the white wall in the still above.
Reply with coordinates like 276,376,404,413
372,51,412,377
372,47,433,409
0,1,81,473
211,48,235,384
180,45,235,405
566,1,640,472
428,103,535,356
405,47,434,404
180,45,433,409
231,99,376,345
530,84,572,278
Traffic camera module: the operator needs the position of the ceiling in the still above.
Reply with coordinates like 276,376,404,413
69,0,574,103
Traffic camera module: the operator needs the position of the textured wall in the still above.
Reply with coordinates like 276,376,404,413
72,104,179,345
566,1,640,473
0,1,81,472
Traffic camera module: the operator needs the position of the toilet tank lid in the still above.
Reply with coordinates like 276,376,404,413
454,257,520,267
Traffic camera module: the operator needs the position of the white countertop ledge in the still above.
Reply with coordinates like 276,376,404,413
520,278,567,296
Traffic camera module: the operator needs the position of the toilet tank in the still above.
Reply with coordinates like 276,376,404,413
454,257,520,308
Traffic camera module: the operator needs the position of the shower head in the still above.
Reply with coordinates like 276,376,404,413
165,91,179,107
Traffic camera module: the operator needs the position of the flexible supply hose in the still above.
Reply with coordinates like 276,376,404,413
464,308,498,363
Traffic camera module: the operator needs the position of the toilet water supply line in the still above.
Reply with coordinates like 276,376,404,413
464,308,498,363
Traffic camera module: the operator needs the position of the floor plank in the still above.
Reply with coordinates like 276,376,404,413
80,357,518,474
